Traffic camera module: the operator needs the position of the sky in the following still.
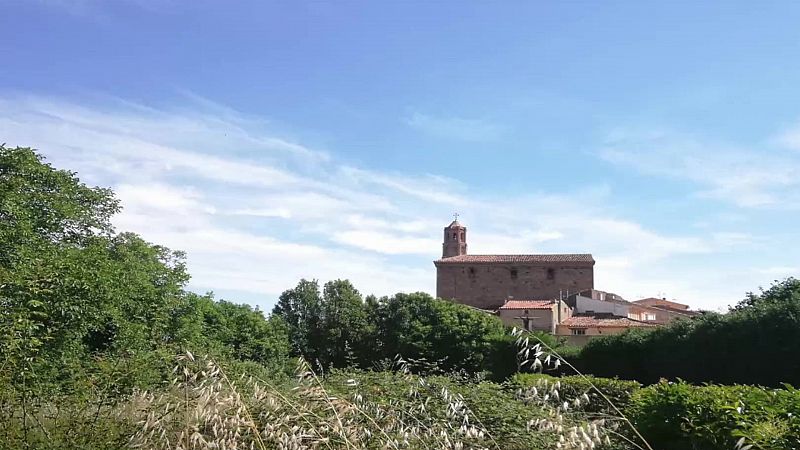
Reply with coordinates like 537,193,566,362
2,0,800,311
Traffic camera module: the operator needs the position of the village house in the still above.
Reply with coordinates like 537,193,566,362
566,290,699,324
496,299,572,333
555,313,657,346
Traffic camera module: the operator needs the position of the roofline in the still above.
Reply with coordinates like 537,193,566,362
562,323,657,328
434,257,596,266
499,306,555,310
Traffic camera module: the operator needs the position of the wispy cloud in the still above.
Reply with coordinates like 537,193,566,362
0,94,777,309
599,128,800,208
405,112,508,142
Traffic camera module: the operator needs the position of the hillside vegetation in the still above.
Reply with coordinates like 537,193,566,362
1,145,798,449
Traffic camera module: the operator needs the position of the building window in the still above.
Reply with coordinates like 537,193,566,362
468,267,476,277
572,328,587,335
510,269,518,279
453,232,457,239
460,232,465,240
547,268,555,280
645,313,657,321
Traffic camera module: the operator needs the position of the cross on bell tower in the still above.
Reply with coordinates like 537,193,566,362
442,214,467,258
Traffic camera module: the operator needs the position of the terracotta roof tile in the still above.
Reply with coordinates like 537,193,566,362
498,300,555,310
561,314,657,328
435,254,594,264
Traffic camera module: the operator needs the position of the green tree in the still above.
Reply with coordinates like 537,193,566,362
320,279,372,368
0,146,189,379
273,279,324,363
372,292,512,377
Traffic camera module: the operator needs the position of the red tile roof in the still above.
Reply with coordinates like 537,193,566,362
498,300,555,310
435,254,595,264
560,314,657,328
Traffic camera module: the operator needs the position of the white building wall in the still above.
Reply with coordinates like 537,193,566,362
574,295,629,316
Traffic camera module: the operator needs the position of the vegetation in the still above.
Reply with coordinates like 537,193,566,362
572,278,800,387
274,285,518,379
628,381,800,450
1,145,799,449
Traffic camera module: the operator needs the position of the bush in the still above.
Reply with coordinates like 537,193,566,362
628,381,800,450
509,373,642,413
322,369,559,450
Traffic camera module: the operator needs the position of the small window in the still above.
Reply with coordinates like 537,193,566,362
460,232,465,240
547,268,555,280
510,269,518,279
468,267,476,277
645,313,657,321
523,309,529,315
572,328,587,335
453,232,457,239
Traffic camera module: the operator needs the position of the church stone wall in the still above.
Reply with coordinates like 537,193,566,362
436,263,594,310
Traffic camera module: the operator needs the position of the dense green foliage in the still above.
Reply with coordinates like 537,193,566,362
511,372,800,449
0,146,292,398
322,370,557,450
629,381,800,449
573,278,800,386
274,284,519,379
510,373,641,414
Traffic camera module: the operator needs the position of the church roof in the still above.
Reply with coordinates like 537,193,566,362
498,300,555,310
435,254,594,264
447,220,463,228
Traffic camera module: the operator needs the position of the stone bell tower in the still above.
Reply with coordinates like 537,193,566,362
442,214,467,258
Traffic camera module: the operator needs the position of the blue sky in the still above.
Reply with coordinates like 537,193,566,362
2,0,800,310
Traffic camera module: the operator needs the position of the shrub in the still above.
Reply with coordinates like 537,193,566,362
509,373,642,413
322,369,559,450
628,381,800,450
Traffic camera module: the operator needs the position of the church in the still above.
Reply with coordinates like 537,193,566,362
433,218,595,310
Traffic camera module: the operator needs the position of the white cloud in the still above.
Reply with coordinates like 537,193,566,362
0,94,784,310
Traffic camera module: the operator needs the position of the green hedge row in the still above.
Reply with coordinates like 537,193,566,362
629,381,800,450
508,373,641,414
570,279,800,387
510,374,800,449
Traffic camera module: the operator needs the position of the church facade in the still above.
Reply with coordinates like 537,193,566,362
433,219,595,310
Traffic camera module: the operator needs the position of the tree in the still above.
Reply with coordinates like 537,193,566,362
0,145,119,261
320,279,372,368
0,146,189,369
273,279,324,363
371,292,511,376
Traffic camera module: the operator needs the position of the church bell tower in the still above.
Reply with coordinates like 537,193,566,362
442,214,467,258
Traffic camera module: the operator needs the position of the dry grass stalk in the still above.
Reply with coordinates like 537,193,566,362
127,353,499,450
511,328,654,450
